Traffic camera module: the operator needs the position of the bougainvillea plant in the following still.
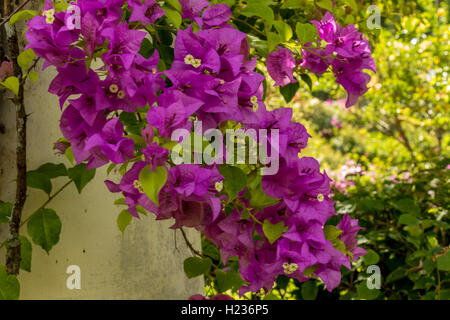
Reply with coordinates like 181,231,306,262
1,0,377,299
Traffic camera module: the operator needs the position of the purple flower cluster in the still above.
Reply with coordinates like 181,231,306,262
267,12,376,107
26,0,366,295
26,0,165,168
205,157,365,294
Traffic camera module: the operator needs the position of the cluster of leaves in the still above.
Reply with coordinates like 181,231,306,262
329,161,449,300
0,161,96,299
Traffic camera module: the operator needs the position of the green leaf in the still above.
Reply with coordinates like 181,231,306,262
342,0,358,11
398,214,420,226
324,225,343,241
362,249,380,266
316,0,334,12
412,277,434,290
300,73,313,90
34,163,67,179
440,289,450,300
273,21,293,42
0,76,19,96
249,182,279,208
139,165,167,206
301,280,318,300
28,71,38,83
356,281,379,300
331,238,346,254
437,251,450,271
27,171,52,194
218,165,247,201
303,265,317,277
139,38,153,59
216,270,247,292
53,0,70,12
263,220,285,244
0,202,13,223
183,257,212,279
164,6,182,28
166,0,181,11
114,198,126,206
202,241,221,262
65,146,75,164
27,208,62,254
263,292,281,300
281,0,303,9
393,198,421,216
9,9,37,26
296,22,318,44
241,207,251,220
117,210,133,235
267,31,280,52
19,236,32,272
17,49,36,71
280,81,299,103
0,266,20,300
68,163,96,193
385,266,407,284
241,4,274,24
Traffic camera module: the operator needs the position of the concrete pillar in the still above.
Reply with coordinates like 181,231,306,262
0,64,204,299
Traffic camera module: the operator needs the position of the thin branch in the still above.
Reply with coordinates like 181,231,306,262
20,180,73,228
394,116,417,163
0,0,32,29
180,227,203,257
20,57,40,85
231,17,266,38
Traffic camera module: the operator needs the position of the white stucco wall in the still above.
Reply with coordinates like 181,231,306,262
0,63,204,299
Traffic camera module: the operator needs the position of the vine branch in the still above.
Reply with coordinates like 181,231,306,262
20,180,73,228
180,227,203,257
0,0,32,29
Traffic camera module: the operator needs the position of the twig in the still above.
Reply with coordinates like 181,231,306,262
20,180,73,228
394,116,417,163
20,57,40,85
180,227,203,257
231,17,266,38
0,0,32,29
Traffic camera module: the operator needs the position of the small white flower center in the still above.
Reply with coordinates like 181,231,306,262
317,193,324,202
109,84,119,93
45,15,55,24
215,181,223,193
43,9,55,24
192,59,202,68
43,9,55,17
283,262,298,275
133,180,144,193
184,54,195,65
